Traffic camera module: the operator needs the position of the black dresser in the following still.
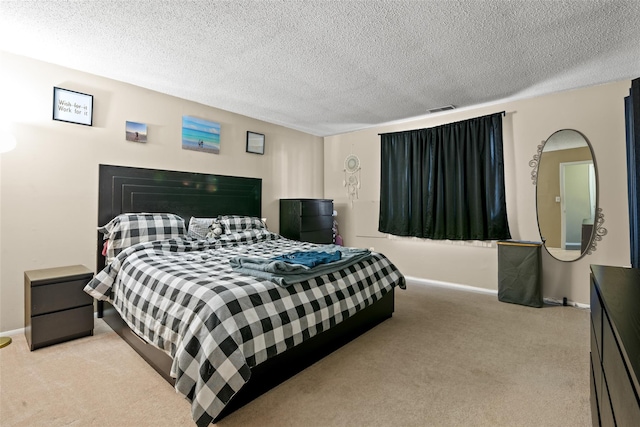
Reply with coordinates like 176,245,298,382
590,265,640,426
279,199,333,244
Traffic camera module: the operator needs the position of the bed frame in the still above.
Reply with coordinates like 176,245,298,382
96,164,395,421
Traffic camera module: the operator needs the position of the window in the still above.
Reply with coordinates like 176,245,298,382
379,112,510,240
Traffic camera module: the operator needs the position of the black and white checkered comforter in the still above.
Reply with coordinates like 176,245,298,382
85,230,405,426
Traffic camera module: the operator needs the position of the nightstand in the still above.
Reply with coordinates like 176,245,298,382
24,265,94,351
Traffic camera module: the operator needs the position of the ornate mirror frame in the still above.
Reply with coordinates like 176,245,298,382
530,129,607,261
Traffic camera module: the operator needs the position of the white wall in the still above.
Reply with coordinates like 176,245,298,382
324,80,632,305
0,52,324,332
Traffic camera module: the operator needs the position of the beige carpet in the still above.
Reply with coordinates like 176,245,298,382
0,283,591,426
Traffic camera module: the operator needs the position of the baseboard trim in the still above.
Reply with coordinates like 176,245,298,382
2,327,24,337
543,297,590,310
405,275,498,295
405,275,590,309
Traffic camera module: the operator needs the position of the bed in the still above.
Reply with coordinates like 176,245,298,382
89,164,405,426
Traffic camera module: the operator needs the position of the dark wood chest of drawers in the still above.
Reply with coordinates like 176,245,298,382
590,265,640,426
24,265,94,351
279,199,334,244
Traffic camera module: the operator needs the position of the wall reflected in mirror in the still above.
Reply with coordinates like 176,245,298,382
536,129,596,261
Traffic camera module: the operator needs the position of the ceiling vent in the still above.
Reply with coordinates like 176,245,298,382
426,105,456,114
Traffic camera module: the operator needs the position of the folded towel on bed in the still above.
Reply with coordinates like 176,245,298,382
272,250,341,268
229,246,371,287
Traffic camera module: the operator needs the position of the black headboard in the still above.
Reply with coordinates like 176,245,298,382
97,164,262,271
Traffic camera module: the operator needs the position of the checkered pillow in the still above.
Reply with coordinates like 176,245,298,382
99,213,186,262
218,215,266,234
188,217,223,239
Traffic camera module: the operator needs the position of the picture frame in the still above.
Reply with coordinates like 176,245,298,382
52,87,93,126
182,116,220,154
246,131,265,155
126,121,147,143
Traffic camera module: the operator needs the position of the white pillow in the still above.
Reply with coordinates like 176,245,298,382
188,217,222,239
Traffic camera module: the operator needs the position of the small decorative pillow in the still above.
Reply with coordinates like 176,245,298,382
99,213,186,261
188,217,222,239
206,224,223,239
218,215,266,234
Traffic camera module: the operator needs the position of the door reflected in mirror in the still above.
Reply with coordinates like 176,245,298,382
536,129,596,261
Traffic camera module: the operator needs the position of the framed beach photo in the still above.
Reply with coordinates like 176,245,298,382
125,121,147,142
182,116,220,154
246,131,265,155
52,87,93,126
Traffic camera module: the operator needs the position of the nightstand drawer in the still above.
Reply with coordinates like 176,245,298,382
30,305,93,350
31,279,93,316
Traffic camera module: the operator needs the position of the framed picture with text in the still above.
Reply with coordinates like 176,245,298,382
52,87,93,126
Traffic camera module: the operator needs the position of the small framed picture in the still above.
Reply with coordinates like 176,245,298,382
52,87,93,126
246,131,265,155
126,121,147,142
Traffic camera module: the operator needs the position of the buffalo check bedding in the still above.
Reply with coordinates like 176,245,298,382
85,230,405,426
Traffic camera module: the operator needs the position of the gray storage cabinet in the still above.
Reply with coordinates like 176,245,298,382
497,241,543,308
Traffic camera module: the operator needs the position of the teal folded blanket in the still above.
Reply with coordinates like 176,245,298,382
273,250,341,267
229,246,371,287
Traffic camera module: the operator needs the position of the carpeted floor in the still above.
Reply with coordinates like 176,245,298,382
0,282,591,426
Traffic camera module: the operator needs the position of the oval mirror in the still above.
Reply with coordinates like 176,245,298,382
536,129,597,261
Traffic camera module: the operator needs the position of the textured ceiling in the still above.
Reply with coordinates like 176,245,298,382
1,1,639,136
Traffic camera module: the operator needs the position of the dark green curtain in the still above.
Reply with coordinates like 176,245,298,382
379,112,510,240
625,78,639,268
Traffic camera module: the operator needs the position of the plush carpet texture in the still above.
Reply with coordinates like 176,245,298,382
0,282,590,426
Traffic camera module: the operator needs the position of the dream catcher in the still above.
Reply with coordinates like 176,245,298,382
343,154,361,206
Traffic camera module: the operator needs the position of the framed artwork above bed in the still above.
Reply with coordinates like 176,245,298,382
181,116,220,154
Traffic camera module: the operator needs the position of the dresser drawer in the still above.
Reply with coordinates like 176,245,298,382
31,305,93,350
31,278,93,316
599,377,615,427
590,358,600,427
300,215,333,232
300,200,333,216
590,275,602,357
602,312,640,425
300,229,333,244
591,320,603,404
